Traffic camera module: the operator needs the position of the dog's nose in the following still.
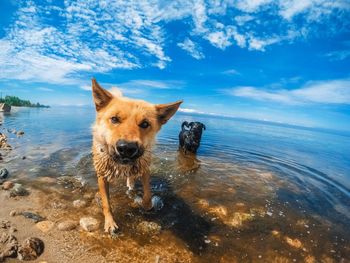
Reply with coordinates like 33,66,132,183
116,140,139,158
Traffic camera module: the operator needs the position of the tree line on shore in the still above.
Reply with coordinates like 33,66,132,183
0,95,49,108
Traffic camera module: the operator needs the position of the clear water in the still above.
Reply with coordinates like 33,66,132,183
1,106,349,262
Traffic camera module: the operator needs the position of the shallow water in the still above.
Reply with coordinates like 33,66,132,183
1,106,349,262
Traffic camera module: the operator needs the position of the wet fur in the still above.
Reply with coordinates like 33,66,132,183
91,79,182,234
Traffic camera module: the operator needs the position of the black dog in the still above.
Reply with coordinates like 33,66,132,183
179,121,206,154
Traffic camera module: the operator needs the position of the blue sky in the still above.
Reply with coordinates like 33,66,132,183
0,0,350,131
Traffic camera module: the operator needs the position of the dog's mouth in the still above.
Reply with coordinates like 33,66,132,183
110,148,144,165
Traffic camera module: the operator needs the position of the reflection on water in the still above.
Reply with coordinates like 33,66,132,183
1,106,349,262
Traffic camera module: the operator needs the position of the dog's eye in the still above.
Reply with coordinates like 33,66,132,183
139,120,150,129
111,116,120,124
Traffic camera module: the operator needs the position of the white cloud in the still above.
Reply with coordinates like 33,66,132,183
80,85,91,91
229,86,295,104
0,0,349,84
179,108,205,114
119,80,184,90
236,0,273,12
279,0,350,21
222,69,240,75
293,79,350,104
177,38,205,59
227,79,350,104
37,87,54,92
325,50,350,61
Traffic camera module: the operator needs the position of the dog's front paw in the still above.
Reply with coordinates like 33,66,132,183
134,196,163,211
104,216,119,235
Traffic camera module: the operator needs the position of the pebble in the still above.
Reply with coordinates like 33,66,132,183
57,220,77,231
9,183,29,197
57,176,83,189
36,221,55,233
17,237,44,261
0,233,18,260
208,205,228,218
20,212,45,223
136,221,161,235
73,199,87,208
79,217,100,232
16,131,24,136
285,237,303,249
9,210,17,217
0,168,9,179
2,181,14,190
226,212,253,227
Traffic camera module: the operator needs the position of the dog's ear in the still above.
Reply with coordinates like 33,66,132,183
92,78,113,111
182,121,189,130
156,100,183,125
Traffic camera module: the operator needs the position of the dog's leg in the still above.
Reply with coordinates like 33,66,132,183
141,173,152,211
126,176,135,199
126,176,135,191
97,176,119,233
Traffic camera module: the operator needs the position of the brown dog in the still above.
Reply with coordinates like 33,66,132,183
91,79,182,234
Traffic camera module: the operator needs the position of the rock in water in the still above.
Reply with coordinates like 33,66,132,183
79,217,99,232
17,237,44,261
0,133,11,150
2,181,14,190
16,131,24,136
9,184,29,197
35,221,54,233
136,221,161,235
72,199,87,208
20,212,45,223
57,220,77,231
0,168,9,179
0,233,18,260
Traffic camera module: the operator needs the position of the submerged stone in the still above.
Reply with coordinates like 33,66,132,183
20,212,45,223
285,236,303,249
208,205,228,218
57,176,83,189
0,233,18,260
17,237,44,261
136,221,161,235
9,184,29,197
36,221,55,233
2,181,14,190
226,212,253,227
73,199,87,208
16,131,24,136
0,168,9,179
57,220,77,231
79,217,99,232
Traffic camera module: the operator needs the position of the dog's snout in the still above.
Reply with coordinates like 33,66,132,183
116,140,139,158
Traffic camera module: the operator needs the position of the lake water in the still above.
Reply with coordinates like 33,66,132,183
1,106,349,262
